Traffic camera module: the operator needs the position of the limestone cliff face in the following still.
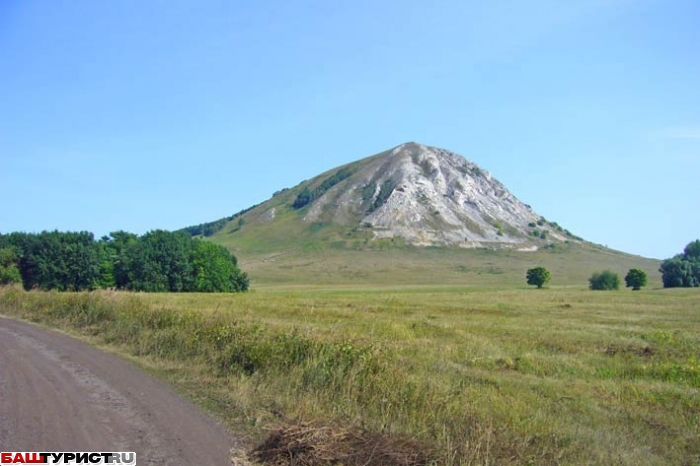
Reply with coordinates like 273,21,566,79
296,142,566,249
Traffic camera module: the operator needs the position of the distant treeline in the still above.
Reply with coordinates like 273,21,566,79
178,204,260,237
0,230,248,292
292,167,355,209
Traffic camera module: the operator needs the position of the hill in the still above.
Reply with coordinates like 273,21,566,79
181,142,659,287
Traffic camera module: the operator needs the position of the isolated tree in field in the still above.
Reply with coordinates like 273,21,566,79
624,268,647,291
526,266,551,289
589,270,620,290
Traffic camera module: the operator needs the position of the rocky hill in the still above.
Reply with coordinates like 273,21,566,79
176,142,663,287
189,142,580,251
301,142,573,248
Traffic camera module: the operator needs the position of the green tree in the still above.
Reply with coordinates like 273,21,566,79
0,247,22,286
96,236,117,289
659,240,700,288
0,229,249,293
102,231,139,289
589,270,620,290
190,240,248,292
624,268,647,291
124,230,194,292
1,231,101,291
683,239,700,261
526,266,551,289
659,257,699,288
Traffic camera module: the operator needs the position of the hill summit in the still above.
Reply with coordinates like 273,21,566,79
294,141,569,248
186,142,580,251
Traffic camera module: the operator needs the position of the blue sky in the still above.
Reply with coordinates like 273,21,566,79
1,0,698,259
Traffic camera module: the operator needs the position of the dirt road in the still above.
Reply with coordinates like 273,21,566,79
0,316,237,465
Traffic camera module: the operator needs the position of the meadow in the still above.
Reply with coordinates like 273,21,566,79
1,282,697,465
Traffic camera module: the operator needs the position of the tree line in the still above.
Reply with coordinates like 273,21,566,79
178,203,260,238
0,230,248,292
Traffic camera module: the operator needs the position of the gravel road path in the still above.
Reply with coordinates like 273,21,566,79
0,316,237,465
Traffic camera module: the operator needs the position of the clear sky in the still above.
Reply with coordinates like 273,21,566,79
1,0,698,259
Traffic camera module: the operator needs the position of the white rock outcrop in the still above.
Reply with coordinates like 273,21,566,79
302,142,566,248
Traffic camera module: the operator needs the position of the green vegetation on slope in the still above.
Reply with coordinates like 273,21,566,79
1,285,697,465
292,166,356,209
178,204,260,237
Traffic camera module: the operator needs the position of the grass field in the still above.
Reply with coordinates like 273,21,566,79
1,281,698,465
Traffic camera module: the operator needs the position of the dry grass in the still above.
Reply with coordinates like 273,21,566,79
250,422,434,466
1,284,698,465
218,238,661,290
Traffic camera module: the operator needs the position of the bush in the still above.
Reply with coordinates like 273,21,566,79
526,266,551,289
624,269,648,291
589,270,620,291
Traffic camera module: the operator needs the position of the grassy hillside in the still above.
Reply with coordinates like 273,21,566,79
197,169,658,290
2,285,697,465
205,155,380,254
214,235,661,289
204,190,660,289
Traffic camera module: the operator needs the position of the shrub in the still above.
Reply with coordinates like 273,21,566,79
589,270,620,290
624,269,648,291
